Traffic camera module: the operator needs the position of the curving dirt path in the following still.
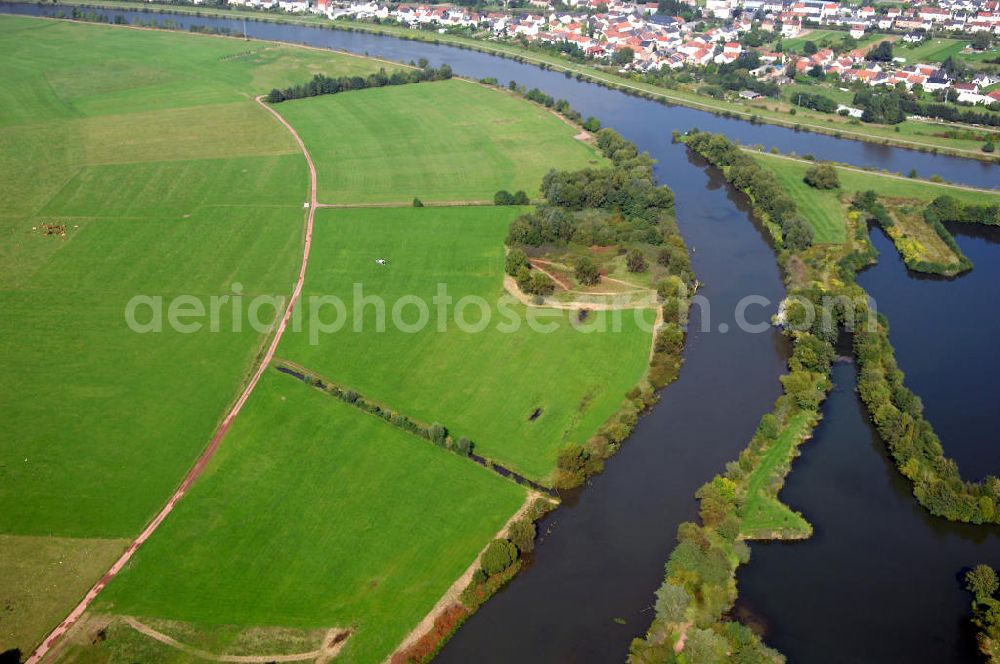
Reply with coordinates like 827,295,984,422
26,96,319,664
122,618,349,663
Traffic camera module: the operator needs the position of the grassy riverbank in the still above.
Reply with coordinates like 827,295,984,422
17,0,1000,162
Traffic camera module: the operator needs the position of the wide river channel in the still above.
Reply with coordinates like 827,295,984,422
4,3,999,661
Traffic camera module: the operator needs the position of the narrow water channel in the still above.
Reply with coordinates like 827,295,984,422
6,4,999,660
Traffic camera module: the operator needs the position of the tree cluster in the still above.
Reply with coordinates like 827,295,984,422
793,92,837,114
494,190,530,206
505,129,680,252
265,63,453,103
803,163,840,189
965,564,1000,663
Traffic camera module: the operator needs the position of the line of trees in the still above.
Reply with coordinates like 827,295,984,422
854,307,1000,524
924,194,1000,227
283,365,474,457
265,63,453,103
853,87,1000,127
684,131,815,251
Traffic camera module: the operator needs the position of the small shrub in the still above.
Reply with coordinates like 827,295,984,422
505,248,529,276
626,248,647,273
804,163,839,190
575,256,600,285
412,197,424,207
429,422,447,445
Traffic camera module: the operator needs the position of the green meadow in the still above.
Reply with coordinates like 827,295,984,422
896,38,969,64
778,29,885,54
0,15,385,655
751,154,847,244
278,206,656,482
2,13,661,661
99,371,526,664
276,79,603,203
750,152,1000,245
740,411,813,538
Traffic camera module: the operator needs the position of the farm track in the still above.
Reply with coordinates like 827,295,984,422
25,96,319,664
122,618,350,663
316,200,494,208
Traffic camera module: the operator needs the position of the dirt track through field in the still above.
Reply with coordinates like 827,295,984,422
25,96,319,664
122,618,349,663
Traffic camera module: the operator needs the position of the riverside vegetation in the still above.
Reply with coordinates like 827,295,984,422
630,131,1000,663
966,563,1000,663
629,131,868,664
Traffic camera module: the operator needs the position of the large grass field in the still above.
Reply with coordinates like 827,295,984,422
276,79,603,203
0,15,387,655
97,371,526,664
895,38,969,64
779,29,887,54
278,206,656,482
3,14,648,660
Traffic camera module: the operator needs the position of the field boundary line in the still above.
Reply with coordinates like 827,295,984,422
272,360,557,495
26,96,320,664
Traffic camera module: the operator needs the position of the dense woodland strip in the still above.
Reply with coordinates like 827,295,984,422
682,131,815,252
265,61,453,103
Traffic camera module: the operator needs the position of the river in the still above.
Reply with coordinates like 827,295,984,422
5,4,999,661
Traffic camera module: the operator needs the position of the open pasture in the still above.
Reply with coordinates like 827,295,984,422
98,371,526,664
0,15,386,655
278,206,655,482
276,79,603,204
